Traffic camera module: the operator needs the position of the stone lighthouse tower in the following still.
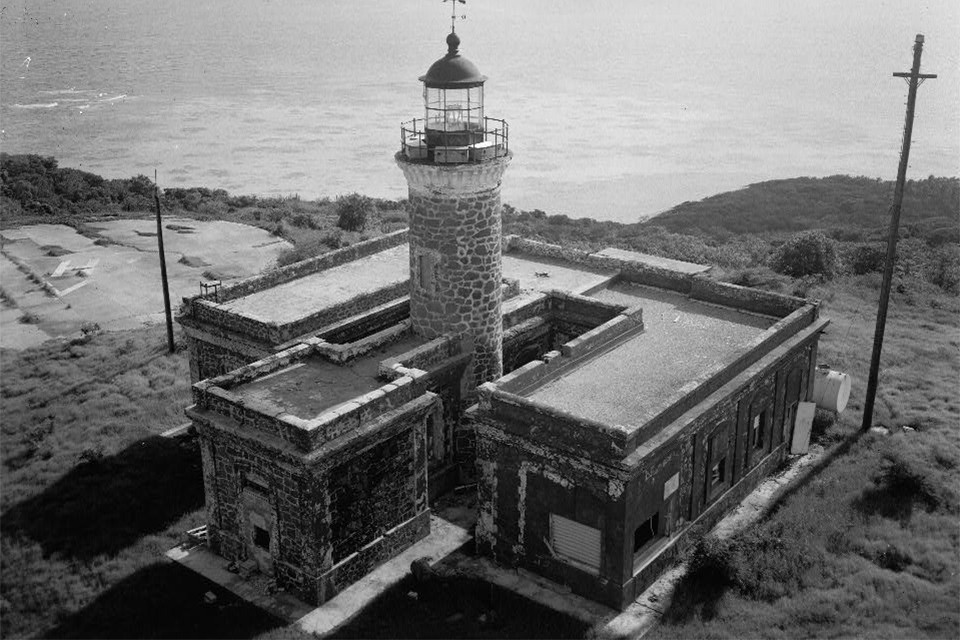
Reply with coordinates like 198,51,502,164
396,29,512,388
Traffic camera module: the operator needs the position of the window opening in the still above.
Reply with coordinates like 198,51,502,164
253,525,270,551
706,425,729,502
633,512,660,554
710,458,726,487
418,253,435,292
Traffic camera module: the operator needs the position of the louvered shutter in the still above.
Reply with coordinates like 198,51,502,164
550,514,601,574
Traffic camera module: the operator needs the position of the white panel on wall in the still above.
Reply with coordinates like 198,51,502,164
550,514,601,574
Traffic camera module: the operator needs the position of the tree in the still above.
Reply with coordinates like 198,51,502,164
335,193,374,232
771,231,839,279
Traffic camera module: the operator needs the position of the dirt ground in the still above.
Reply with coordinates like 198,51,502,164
0,218,290,349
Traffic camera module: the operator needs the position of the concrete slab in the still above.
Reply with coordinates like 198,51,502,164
0,219,290,347
221,244,409,324
526,282,775,427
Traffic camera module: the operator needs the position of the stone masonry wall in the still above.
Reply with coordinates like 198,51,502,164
397,153,511,390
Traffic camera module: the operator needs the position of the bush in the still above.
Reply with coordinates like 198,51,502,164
924,245,960,295
335,193,374,232
849,243,887,275
772,231,839,279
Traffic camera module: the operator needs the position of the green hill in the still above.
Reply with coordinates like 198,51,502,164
652,175,959,242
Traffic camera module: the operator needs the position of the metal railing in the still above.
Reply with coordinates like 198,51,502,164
400,117,509,164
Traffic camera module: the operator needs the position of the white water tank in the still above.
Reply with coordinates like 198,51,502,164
813,365,851,413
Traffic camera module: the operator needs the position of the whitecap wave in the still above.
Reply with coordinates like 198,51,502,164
97,94,128,103
13,102,58,109
39,88,93,95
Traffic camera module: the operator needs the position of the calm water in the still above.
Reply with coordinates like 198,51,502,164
1,0,958,222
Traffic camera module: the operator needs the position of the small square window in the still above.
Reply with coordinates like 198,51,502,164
633,512,660,554
253,525,270,550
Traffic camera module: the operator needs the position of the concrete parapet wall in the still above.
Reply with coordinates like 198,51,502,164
316,298,410,345
690,276,807,318
560,306,643,360
504,236,696,294
483,386,629,459
190,339,436,452
205,229,409,306
190,279,410,347
379,333,467,377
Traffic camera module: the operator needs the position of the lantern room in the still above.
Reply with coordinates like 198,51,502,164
401,32,509,164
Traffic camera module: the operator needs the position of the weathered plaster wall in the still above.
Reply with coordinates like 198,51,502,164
473,308,827,610
191,376,436,605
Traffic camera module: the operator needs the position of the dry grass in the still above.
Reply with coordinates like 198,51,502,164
652,279,960,639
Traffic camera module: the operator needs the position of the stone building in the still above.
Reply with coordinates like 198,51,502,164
180,29,831,610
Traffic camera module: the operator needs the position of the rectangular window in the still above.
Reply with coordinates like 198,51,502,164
784,401,798,440
549,514,601,575
417,253,435,293
746,405,770,468
706,425,729,502
243,471,269,495
633,512,660,555
253,525,270,551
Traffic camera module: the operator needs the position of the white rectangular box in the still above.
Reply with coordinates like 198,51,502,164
469,140,500,161
405,137,428,160
435,146,470,164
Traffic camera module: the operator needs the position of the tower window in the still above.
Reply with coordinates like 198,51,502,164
417,253,435,293
253,525,270,551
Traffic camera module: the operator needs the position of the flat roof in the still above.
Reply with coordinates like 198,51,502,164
524,282,776,427
220,244,410,324
231,332,427,418
503,254,614,295
218,244,614,326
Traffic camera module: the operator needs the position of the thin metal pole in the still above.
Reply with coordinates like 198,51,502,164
862,35,936,431
154,171,176,354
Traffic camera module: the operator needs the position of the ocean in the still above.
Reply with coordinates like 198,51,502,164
1,0,957,223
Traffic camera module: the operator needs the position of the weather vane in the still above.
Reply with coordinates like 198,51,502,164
443,0,466,33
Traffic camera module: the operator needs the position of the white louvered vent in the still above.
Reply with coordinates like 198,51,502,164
549,514,601,574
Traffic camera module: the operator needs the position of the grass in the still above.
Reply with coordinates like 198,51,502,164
650,277,960,639
0,326,210,637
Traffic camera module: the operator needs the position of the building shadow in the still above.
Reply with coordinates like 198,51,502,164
1,435,204,560
659,562,730,624
45,561,285,639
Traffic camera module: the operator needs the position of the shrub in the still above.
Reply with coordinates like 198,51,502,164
335,193,374,232
772,231,839,279
924,245,960,295
849,243,887,275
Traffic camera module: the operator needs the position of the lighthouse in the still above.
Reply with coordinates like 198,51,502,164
396,28,512,389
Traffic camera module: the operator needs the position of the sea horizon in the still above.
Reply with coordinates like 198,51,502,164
2,0,957,223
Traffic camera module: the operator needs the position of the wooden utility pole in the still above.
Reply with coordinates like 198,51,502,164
862,34,936,431
154,171,176,354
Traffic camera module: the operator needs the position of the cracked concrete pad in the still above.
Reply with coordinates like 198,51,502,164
0,219,291,346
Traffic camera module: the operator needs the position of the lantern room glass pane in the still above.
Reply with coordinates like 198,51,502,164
424,86,483,132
